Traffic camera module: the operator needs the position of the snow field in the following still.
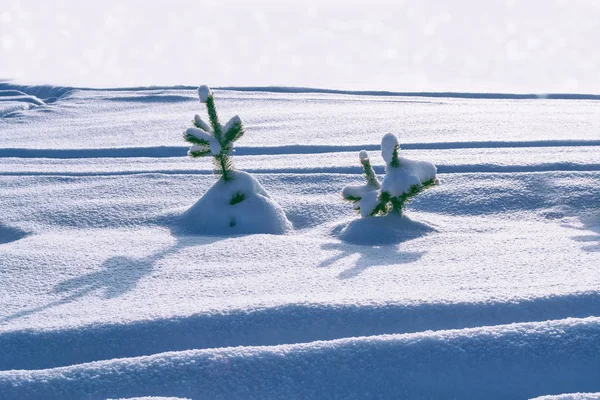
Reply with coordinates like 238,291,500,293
1,84,599,399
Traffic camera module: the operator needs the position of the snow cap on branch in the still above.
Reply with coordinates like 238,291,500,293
381,133,399,164
198,85,213,103
359,191,380,218
185,127,222,155
223,115,242,133
194,114,211,131
359,150,369,161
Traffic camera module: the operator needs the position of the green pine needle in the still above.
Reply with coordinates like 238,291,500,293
189,148,211,158
230,192,246,205
184,133,211,146
390,144,400,168
205,96,223,143
225,122,245,143
213,153,235,181
186,89,241,182
360,157,379,187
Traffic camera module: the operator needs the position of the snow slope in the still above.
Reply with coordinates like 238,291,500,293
0,84,599,399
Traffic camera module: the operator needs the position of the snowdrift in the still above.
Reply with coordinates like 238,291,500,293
1,317,599,400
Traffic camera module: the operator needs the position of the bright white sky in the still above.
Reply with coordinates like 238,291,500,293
1,0,599,93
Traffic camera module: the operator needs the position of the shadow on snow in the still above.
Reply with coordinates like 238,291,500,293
0,224,224,324
568,216,600,253
319,242,426,279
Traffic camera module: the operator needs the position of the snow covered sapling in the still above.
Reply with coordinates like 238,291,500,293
343,133,437,217
184,85,244,182
182,86,292,235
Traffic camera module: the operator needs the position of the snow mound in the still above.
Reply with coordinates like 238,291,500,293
336,214,436,245
0,91,45,117
181,170,292,235
531,394,600,400
0,91,45,106
0,83,75,103
0,83,75,117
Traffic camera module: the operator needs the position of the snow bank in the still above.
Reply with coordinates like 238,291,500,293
1,317,599,400
181,170,292,235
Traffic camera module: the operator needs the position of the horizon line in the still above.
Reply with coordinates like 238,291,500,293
2,81,600,100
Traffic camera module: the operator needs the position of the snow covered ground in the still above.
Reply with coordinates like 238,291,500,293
1,84,599,399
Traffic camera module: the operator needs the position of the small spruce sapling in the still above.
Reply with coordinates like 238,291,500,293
184,85,244,182
343,133,437,217
181,86,292,234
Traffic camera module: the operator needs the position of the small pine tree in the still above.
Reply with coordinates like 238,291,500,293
343,133,437,217
184,86,244,182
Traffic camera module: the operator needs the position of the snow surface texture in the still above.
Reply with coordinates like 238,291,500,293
1,85,600,399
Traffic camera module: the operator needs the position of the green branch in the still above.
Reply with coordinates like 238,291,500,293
205,96,223,144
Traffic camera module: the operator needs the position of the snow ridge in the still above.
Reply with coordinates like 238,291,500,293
1,317,599,400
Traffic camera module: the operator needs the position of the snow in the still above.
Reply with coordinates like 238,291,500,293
337,214,436,245
0,84,599,399
1,317,599,399
192,114,211,132
359,150,369,161
181,170,292,235
381,156,437,196
197,85,212,103
357,190,380,218
222,115,241,135
380,133,437,198
110,398,190,400
381,133,399,165
531,395,600,400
